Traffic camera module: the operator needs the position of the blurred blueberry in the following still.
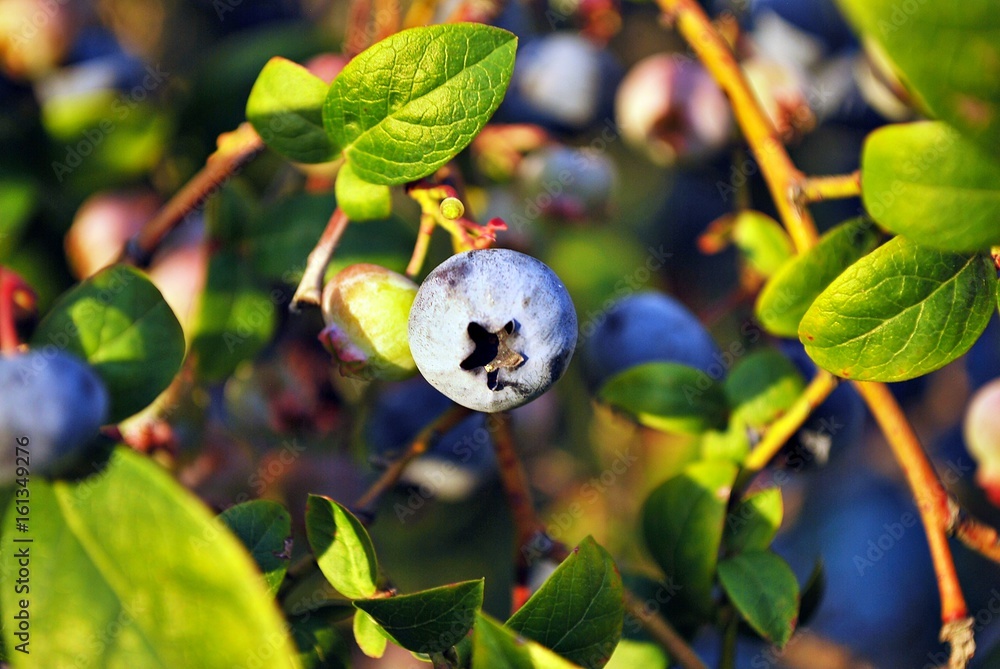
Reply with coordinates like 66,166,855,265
495,32,622,133
366,377,496,501
0,350,109,482
776,339,865,466
64,28,150,91
749,0,856,53
967,314,1000,392
580,292,723,390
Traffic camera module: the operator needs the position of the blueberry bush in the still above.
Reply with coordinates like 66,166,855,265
1,0,999,667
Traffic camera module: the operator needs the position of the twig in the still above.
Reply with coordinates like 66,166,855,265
492,412,544,560
795,171,862,205
737,370,838,488
655,0,817,253
622,590,710,669
952,509,1000,562
354,404,474,513
290,208,350,310
119,123,263,266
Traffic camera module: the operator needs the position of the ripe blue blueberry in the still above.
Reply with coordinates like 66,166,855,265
0,350,109,482
580,292,722,390
517,146,616,220
408,249,577,413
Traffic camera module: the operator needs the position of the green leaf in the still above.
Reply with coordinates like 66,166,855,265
605,640,668,669
0,448,300,668
798,560,825,627
473,613,580,669
799,236,996,381
335,161,392,221
506,536,624,668
31,264,186,422
190,250,277,382
292,615,351,669
598,362,728,435
698,420,751,464
353,610,389,658
755,219,880,338
354,579,484,653
246,56,339,163
731,211,795,278
717,551,799,647
724,487,783,554
836,0,1000,150
218,500,292,595
306,494,379,599
861,121,1000,252
724,349,805,429
0,176,37,259
641,461,738,619
323,24,517,185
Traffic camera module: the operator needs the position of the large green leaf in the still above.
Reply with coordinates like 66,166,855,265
724,350,804,429
641,461,737,620
306,495,379,600
323,24,517,185
218,500,292,595
861,121,1000,252
724,487,783,554
836,0,1000,150
31,264,186,422
506,536,624,669
353,610,389,658
755,219,880,338
0,448,300,668
717,551,799,647
354,579,484,653
190,250,277,382
473,613,580,669
247,56,339,164
799,236,996,381
598,362,729,435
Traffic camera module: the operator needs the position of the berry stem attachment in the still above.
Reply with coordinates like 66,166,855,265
655,0,817,253
795,171,862,205
119,123,264,267
737,370,838,489
290,208,350,309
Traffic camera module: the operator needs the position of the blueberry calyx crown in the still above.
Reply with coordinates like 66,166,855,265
459,320,525,391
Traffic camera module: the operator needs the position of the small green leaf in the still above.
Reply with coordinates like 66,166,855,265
354,579,484,653
641,461,737,620
732,211,795,278
756,219,880,338
190,250,277,382
861,121,1000,252
306,495,379,600
506,536,624,668
799,236,996,381
353,610,389,658
323,24,517,185
598,362,728,435
218,500,292,595
605,640,668,669
724,349,805,429
335,161,392,221
247,56,339,163
717,551,799,647
31,264,186,422
836,0,1000,150
0,176,37,259
292,615,351,669
0,448,301,668
724,488,783,554
698,420,751,464
473,613,580,669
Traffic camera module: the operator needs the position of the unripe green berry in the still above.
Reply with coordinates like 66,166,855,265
440,197,465,220
320,264,418,381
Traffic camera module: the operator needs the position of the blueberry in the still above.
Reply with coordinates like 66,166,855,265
749,0,856,53
580,292,722,390
517,145,616,221
408,249,578,413
0,350,109,482
366,377,496,500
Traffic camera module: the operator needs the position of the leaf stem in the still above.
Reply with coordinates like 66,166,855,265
737,370,838,489
119,123,263,266
290,208,350,309
719,611,738,669
795,172,862,205
655,0,817,253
